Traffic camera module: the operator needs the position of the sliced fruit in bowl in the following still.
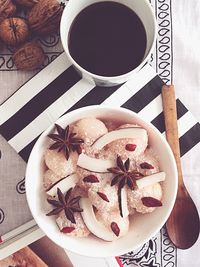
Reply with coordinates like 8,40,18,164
26,106,177,257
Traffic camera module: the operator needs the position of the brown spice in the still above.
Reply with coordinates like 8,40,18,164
46,188,83,224
0,17,29,46
28,0,64,35
13,41,45,70
108,156,143,190
108,156,143,217
48,124,84,160
0,0,16,23
15,0,39,8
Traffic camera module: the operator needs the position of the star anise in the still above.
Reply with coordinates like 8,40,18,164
108,156,143,190
108,156,143,217
48,124,84,160
46,188,83,224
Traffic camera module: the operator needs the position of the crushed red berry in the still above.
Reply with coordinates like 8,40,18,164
125,144,137,151
140,162,154,169
83,175,99,183
61,226,75,233
97,192,110,202
141,197,162,207
111,222,120,236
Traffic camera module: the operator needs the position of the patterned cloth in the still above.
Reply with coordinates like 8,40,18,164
0,0,200,267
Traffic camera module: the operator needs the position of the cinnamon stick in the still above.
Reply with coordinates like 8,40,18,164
161,85,183,187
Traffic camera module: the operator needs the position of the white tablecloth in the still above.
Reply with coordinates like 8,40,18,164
173,1,200,266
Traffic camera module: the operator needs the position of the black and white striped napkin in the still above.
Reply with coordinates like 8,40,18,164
0,52,200,264
0,53,199,161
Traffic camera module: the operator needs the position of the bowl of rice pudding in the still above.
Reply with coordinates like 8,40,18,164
26,106,178,257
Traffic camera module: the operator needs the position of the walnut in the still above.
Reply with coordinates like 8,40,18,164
28,0,64,35
0,17,29,46
13,41,45,70
0,0,16,22
15,0,39,8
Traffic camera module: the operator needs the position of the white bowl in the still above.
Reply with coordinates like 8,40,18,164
26,106,178,257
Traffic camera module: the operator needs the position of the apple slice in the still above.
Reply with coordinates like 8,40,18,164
77,153,114,173
79,198,117,241
136,172,166,189
46,173,78,197
92,127,147,150
120,188,129,218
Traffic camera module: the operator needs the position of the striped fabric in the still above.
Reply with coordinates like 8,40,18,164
0,52,199,164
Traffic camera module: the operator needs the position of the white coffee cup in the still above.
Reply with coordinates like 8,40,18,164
60,0,157,86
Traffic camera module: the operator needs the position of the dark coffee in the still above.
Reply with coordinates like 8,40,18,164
68,1,147,77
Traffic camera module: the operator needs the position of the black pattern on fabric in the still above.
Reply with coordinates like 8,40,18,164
179,123,200,156
66,84,122,113
0,208,5,224
16,177,26,194
122,76,164,112
120,227,177,267
155,0,173,84
19,137,40,163
151,99,188,133
0,66,81,140
120,239,158,266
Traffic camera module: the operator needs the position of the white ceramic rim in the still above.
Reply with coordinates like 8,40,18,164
60,0,157,81
26,106,178,257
